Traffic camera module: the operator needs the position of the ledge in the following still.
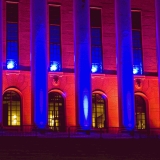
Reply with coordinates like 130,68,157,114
5,70,20,75
48,72,64,77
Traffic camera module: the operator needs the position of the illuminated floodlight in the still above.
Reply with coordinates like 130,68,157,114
133,67,139,74
7,60,15,69
91,65,98,73
50,63,58,71
83,95,88,120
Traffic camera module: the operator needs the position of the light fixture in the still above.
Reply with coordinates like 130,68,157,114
133,67,139,74
83,95,88,120
91,64,98,73
7,60,15,69
50,62,59,71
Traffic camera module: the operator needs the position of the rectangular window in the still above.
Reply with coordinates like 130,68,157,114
6,3,19,70
132,11,143,75
49,6,61,72
90,8,103,73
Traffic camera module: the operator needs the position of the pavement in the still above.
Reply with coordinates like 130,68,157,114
0,136,159,159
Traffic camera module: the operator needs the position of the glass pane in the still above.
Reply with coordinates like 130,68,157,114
92,93,106,128
48,92,65,131
132,30,143,75
135,95,146,129
49,6,60,25
7,23,18,41
91,28,102,73
50,26,60,43
3,90,21,126
90,9,101,27
7,3,18,22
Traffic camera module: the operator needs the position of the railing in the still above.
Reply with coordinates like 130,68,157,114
0,125,160,139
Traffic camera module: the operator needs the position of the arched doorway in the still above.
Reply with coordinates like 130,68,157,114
92,93,106,128
135,95,147,129
3,90,21,126
48,92,65,131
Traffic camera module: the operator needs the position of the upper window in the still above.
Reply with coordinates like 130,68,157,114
90,9,103,73
3,90,21,126
49,6,62,72
92,93,106,128
6,3,19,70
132,11,143,75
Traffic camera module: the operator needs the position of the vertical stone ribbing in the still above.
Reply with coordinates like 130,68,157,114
74,0,92,130
115,0,135,130
0,0,2,124
155,0,160,127
30,0,48,128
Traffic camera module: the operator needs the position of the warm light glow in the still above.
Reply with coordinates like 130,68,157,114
51,115,54,126
49,114,54,126
13,115,17,124
13,115,17,119
7,60,15,69
13,120,17,124
91,65,98,73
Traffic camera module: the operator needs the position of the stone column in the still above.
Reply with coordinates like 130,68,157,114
0,0,2,124
74,0,92,130
30,0,48,129
155,0,160,127
115,0,135,130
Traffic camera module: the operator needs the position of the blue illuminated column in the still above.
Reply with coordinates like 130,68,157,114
31,0,48,128
74,0,92,130
0,0,2,124
115,0,135,130
155,0,160,122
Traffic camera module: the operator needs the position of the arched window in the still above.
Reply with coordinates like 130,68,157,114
48,92,65,131
3,90,21,126
135,95,147,129
92,93,106,128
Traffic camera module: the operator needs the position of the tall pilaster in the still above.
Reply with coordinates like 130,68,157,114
0,0,2,124
155,0,160,127
31,0,48,128
74,0,92,130
115,0,135,130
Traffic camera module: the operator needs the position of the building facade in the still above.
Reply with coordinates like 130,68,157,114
0,0,160,132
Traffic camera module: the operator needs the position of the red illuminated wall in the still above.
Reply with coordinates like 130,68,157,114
2,0,159,128
2,0,31,126
131,0,159,128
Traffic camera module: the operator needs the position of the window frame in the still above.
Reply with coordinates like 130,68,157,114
48,92,65,131
6,2,19,70
135,95,147,130
132,10,144,75
92,93,107,129
3,90,22,127
90,8,103,73
49,4,62,72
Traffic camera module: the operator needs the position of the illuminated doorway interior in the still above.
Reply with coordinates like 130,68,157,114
48,92,65,131
92,93,106,128
135,95,147,129
3,90,21,126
